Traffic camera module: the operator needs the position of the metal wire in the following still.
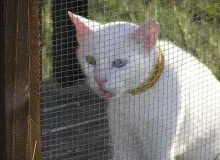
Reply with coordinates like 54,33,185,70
40,0,220,159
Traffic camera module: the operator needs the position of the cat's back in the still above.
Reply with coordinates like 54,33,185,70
159,40,220,130
158,40,220,94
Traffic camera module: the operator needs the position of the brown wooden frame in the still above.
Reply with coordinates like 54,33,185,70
3,0,42,159
0,0,7,159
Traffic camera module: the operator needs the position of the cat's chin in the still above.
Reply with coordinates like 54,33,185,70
95,87,113,99
98,90,113,99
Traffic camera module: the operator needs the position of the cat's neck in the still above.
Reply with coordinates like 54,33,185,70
125,44,162,97
128,46,164,95
148,44,160,76
137,44,160,86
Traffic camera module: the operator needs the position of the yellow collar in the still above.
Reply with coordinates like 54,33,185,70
128,48,165,95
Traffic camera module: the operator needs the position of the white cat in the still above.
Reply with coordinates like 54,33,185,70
68,11,220,160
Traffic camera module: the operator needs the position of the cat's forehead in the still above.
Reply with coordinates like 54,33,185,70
88,23,138,58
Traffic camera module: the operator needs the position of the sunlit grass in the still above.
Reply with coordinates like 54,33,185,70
41,0,53,80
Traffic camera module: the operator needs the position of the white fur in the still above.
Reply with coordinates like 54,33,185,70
74,18,220,160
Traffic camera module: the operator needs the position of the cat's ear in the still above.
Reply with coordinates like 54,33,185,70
131,21,160,53
68,11,97,43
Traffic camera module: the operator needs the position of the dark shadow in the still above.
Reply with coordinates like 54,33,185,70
52,0,88,87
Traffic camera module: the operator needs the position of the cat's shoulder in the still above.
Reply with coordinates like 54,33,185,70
158,40,186,55
157,40,197,61
158,40,220,86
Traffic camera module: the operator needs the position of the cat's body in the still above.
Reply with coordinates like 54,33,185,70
68,11,220,160
108,40,220,160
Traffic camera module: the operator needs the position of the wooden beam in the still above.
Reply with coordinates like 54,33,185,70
0,0,7,159
4,0,42,159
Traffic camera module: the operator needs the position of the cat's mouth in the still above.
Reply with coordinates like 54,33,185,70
98,87,113,98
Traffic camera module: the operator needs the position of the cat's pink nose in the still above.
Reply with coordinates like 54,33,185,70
95,78,108,86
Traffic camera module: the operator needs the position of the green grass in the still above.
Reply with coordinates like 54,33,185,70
42,0,220,81
41,0,53,80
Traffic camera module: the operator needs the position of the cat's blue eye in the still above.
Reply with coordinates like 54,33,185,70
113,59,127,68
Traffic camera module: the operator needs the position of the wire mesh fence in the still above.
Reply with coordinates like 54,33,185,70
40,0,220,159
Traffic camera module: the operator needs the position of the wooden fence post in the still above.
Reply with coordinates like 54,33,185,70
4,0,42,159
0,0,7,159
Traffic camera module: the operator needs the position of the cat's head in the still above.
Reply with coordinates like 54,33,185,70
68,11,160,99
